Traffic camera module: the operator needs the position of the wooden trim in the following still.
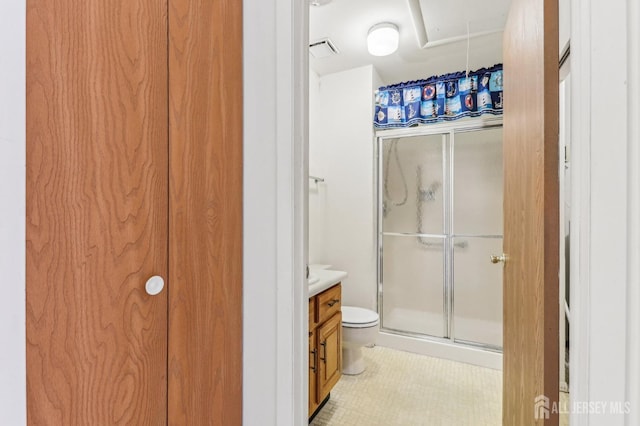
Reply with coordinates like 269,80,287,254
542,0,561,417
167,0,243,423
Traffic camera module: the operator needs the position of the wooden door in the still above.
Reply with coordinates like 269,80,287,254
167,0,243,423
503,0,559,424
26,0,243,423
318,312,342,401
26,0,169,423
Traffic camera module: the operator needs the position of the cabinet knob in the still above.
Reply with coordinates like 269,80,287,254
327,299,340,307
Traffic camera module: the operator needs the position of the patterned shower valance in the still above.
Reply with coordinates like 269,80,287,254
374,64,503,129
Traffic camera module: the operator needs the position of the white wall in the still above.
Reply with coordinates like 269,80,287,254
559,0,570,55
308,65,379,311
0,1,26,425
243,0,278,421
626,1,640,422
308,70,324,264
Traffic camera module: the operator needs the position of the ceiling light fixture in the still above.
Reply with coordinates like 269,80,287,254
367,23,399,57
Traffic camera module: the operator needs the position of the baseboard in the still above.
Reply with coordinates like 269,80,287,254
308,393,330,423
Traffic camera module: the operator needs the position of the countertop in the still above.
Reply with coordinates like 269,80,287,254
308,269,347,298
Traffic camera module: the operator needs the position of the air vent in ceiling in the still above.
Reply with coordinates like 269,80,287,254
309,38,339,59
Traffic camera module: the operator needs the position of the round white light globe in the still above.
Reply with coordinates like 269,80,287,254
367,23,399,56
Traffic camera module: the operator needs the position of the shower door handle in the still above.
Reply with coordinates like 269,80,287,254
490,253,508,264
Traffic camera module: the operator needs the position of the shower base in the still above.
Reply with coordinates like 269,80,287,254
376,327,502,370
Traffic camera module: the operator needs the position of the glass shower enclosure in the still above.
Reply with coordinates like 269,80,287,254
377,120,503,351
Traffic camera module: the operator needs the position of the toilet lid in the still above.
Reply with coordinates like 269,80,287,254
342,306,379,328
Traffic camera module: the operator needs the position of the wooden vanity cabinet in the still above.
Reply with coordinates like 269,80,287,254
317,310,342,401
309,329,318,415
308,283,342,418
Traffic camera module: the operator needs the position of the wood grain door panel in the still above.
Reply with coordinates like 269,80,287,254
317,283,341,324
503,0,559,424
26,0,169,424
27,0,243,422
167,0,243,423
309,329,319,415
318,312,342,402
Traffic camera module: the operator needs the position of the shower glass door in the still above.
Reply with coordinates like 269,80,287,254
452,127,503,349
380,134,448,338
377,122,503,350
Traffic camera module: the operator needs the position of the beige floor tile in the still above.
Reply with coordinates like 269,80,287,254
311,346,502,426
560,391,570,426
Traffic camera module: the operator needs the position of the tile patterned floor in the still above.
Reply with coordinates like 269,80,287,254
560,391,569,426
310,346,502,426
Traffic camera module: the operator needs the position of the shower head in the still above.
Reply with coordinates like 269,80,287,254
419,180,441,202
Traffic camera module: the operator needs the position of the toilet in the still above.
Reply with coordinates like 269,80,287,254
341,306,380,375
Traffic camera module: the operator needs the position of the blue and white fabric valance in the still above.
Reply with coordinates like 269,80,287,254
374,64,503,129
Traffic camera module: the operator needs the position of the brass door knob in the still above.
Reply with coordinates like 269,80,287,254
490,254,507,264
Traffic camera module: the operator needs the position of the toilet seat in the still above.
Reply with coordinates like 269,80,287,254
342,306,379,329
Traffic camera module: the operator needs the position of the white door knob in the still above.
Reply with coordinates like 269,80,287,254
145,275,165,296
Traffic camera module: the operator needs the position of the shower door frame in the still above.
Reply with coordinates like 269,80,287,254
376,116,504,352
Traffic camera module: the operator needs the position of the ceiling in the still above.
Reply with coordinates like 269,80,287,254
309,0,512,85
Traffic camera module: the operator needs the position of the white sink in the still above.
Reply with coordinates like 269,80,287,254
308,269,348,297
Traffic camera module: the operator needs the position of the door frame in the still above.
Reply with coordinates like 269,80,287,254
569,0,640,423
242,0,309,424
248,0,568,424
568,0,592,421
248,0,640,425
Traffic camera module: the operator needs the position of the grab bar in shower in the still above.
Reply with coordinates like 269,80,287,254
418,239,469,249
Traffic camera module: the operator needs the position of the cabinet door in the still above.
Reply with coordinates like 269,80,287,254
309,329,319,415
26,0,169,423
318,311,342,402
